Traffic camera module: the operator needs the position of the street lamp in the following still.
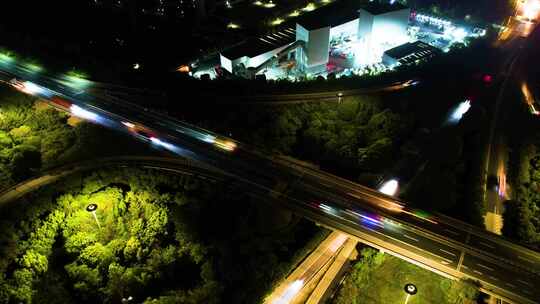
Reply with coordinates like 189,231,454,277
86,203,101,229
403,283,417,304
337,92,343,104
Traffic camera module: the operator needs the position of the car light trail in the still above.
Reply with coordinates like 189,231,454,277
402,209,438,225
214,138,237,151
70,105,99,121
359,213,384,228
201,134,216,144
121,121,135,128
21,81,48,96
150,137,177,151
521,82,539,115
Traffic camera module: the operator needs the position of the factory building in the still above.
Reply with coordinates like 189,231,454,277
219,1,412,78
219,27,299,76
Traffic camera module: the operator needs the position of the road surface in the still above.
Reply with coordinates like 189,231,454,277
263,231,349,304
0,52,539,303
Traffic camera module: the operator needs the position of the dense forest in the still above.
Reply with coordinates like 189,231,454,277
0,167,327,303
184,49,494,226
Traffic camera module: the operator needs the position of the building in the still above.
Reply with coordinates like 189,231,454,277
218,0,412,78
357,2,410,64
220,28,301,77
382,40,441,67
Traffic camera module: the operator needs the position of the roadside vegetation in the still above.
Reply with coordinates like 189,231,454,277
501,21,540,249
503,92,540,248
183,43,495,226
0,85,156,191
504,141,540,248
333,247,480,304
0,167,327,303
0,87,74,188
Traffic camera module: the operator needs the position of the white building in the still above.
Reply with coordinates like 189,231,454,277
220,27,297,76
218,1,411,78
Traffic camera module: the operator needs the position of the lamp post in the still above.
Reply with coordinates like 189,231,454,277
337,92,343,104
86,203,101,229
403,283,417,304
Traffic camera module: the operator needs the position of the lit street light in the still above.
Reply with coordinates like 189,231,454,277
86,203,101,229
378,179,399,196
337,92,343,104
403,283,417,304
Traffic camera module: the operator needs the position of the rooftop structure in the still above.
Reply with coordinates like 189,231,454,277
220,27,297,74
382,41,441,66
221,28,296,60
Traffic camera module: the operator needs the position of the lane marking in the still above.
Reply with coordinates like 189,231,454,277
479,241,495,249
476,264,494,271
444,228,460,236
402,233,419,242
473,270,483,275
439,249,457,257
506,283,516,288
441,260,450,265
488,276,499,281
517,255,529,261
340,217,457,266
517,279,531,286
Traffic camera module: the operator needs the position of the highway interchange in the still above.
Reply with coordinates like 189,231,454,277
0,23,540,304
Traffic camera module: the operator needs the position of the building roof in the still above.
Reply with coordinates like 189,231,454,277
360,2,408,15
221,27,296,60
296,0,363,30
384,41,441,65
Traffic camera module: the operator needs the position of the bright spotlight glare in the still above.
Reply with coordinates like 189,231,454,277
451,99,471,121
273,280,304,304
70,105,99,121
452,27,468,42
201,134,216,143
121,121,135,128
523,0,540,20
378,179,399,196
150,137,175,149
0,53,14,63
302,3,316,11
21,81,47,96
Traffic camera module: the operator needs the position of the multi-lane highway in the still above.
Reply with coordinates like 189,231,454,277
263,232,349,304
0,48,539,303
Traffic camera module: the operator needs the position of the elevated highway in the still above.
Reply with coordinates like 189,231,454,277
0,53,539,303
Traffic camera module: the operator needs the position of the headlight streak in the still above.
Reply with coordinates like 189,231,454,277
70,105,99,121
